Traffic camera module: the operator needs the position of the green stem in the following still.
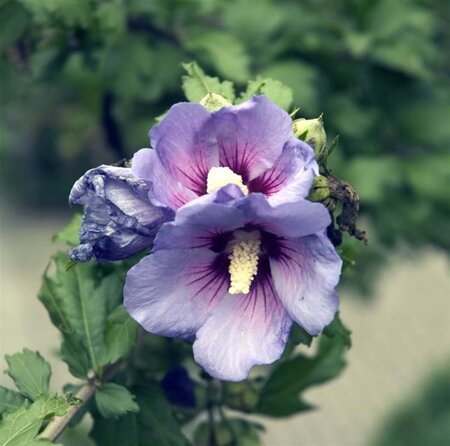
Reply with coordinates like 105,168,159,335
38,361,122,442
39,380,98,442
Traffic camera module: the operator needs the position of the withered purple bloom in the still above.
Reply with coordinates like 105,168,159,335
132,95,318,211
124,186,342,381
69,165,173,262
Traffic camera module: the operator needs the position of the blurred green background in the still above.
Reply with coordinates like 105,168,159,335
1,0,449,444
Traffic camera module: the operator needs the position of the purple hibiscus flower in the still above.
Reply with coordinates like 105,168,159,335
69,165,173,262
124,185,342,381
132,95,318,211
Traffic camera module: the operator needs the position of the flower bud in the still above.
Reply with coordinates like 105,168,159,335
293,115,327,162
307,175,330,202
200,92,232,112
69,165,173,262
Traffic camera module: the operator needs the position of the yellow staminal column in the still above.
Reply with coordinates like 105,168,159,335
206,167,248,195
228,240,261,295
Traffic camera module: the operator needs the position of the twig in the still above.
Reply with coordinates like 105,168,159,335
39,379,98,442
39,361,123,442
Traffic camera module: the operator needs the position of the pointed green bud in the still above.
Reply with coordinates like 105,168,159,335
307,175,330,202
293,115,327,162
200,92,232,112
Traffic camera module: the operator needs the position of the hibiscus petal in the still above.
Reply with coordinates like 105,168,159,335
124,248,229,340
132,148,198,210
213,96,293,181
69,165,171,262
236,193,331,238
249,139,318,204
193,261,292,381
269,232,342,335
154,185,247,251
149,103,218,194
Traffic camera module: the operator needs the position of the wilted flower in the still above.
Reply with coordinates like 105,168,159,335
124,185,342,381
132,95,318,211
69,165,173,262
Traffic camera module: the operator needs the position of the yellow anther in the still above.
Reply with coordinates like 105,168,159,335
228,240,261,295
206,167,248,195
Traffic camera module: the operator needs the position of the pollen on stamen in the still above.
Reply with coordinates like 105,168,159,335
206,166,248,195
228,240,261,295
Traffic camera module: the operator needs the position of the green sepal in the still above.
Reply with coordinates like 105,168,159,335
307,175,331,202
293,115,328,162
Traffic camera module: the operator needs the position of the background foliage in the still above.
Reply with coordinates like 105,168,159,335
0,0,449,444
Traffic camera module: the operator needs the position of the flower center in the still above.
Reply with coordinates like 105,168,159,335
206,167,248,195
228,240,261,295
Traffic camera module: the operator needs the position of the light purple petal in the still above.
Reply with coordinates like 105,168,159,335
269,232,342,335
69,165,172,261
150,103,218,194
249,139,318,204
132,148,198,210
236,193,331,238
153,187,246,251
193,264,292,381
213,96,293,181
124,248,229,340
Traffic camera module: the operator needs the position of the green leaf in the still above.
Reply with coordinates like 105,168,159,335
39,253,110,375
239,77,293,111
90,413,140,446
5,350,51,401
323,313,352,348
0,387,26,416
58,260,107,373
0,394,75,446
290,324,313,348
91,382,189,445
186,32,250,82
181,62,235,103
95,384,139,420
52,214,82,247
59,333,91,379
134,382,189,446
104,306,139,364
256,334,349,417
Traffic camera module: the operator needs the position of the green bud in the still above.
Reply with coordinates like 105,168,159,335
307,175,330,202
200,92,232,112
293,115,327,162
